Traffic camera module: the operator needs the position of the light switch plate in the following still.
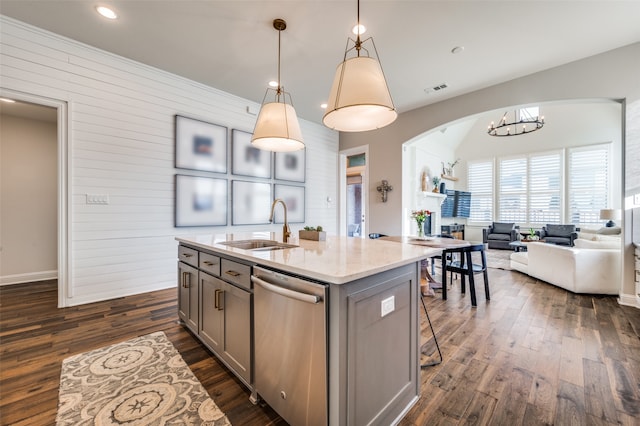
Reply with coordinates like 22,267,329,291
86,194,109,205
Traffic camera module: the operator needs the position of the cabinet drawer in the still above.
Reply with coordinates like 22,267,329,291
200,253,221,276
220,259,251,290
178,245,198,267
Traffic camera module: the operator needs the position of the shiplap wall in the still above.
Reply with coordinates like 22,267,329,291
0,16,338,306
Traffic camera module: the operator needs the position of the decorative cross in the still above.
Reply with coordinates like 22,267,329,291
376,180,393,202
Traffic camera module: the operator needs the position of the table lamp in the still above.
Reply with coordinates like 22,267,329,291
599,209,620,227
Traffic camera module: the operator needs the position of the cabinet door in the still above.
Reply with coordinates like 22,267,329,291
178,261,199,332
199,272,224,353
222,282,252,384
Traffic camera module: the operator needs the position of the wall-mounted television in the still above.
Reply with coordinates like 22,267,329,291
441,190,471,218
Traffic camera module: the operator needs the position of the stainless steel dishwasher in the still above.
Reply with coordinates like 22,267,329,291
251,266,328,426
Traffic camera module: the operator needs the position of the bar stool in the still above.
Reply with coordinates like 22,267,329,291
443,243,490,307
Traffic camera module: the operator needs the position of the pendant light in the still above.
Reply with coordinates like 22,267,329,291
251,19,304,152
323,0,397,132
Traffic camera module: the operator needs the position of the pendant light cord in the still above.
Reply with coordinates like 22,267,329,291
355,0,361,55
272,18,287,101
277,26,282,98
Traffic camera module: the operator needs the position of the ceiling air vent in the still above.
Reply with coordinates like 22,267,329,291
424,83,449,94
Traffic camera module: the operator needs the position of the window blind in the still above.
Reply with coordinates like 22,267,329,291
569,144,610,226
468,161,493,222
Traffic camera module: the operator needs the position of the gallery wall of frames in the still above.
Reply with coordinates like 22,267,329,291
174,115,305,227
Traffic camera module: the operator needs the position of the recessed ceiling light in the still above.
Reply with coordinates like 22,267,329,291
451,46,464,54
0,98,16,103
96,6,118,20
268,80,279,88
320,103,328,109
352,24,366,35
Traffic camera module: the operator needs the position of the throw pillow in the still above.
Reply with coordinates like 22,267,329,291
492,222,515,234
574,238,619,249
577,228,598,240
596,226,621,235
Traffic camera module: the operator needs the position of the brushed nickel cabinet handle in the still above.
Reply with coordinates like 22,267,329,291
225,270,241,277
218,290,224,311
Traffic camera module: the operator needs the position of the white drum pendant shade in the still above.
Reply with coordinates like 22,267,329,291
323,56,397,132
251,101,305,152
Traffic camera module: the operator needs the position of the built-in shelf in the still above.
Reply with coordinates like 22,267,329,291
441,174,459,181
420,191,447,201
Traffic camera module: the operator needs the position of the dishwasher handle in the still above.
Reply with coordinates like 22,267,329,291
251,275,321,304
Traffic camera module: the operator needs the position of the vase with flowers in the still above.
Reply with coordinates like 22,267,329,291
411,209,431,238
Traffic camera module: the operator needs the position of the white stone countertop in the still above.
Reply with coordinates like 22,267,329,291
176,232,439,284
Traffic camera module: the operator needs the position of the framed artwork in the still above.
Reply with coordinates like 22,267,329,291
231,129,272,178
232,180,272,225
274,184,305,223
175,115,227,173
275,149,305,182
175,175,228,227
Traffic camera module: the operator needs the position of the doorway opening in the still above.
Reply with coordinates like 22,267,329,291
339,145,369,238
0,89,69,307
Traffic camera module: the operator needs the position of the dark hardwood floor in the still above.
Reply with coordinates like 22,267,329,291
1,267,639,425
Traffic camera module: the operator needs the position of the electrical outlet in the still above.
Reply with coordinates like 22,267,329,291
381,296,395,317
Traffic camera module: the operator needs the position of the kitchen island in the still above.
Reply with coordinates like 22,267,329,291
176,233,437,426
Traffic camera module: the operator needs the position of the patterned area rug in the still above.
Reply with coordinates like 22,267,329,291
56,331,231,425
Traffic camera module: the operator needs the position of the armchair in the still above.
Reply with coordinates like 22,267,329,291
483,222,519,250
539,224,579,246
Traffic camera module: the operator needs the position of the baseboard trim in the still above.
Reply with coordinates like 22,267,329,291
618,293,640,309
0,270,57,286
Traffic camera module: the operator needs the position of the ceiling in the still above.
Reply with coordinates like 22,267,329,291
1,1,639,125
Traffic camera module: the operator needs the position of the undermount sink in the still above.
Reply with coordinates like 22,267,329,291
220,239,298,251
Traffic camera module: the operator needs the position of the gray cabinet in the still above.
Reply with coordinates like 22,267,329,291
177,261,199,332
178,244,252,388
200,271,252,385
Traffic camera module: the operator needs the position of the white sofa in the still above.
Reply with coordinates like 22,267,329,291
509,239,620,294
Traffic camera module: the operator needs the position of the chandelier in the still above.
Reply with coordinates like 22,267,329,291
487,108,544,137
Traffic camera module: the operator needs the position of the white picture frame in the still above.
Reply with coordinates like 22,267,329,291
175,175,228,227
231,180,272,225
274,184,305,223
175,115,227,173
231,129,272,178
275,149,305,182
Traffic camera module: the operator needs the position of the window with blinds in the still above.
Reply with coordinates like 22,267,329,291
529,153,561,224
498,151,561,224
467,145,610,225
499,157,528,222
569,144,610,226
467,161,493,222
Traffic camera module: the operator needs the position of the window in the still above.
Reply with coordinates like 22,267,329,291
499,157,527,222
468,144,610,225
498,151,561,224
568,144,610,226
467,161,493,222
529,152,561,224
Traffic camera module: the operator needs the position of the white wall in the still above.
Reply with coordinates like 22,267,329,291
0,16,339,306
0,114,58,283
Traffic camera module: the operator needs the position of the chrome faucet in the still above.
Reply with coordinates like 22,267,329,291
269,198,291,243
